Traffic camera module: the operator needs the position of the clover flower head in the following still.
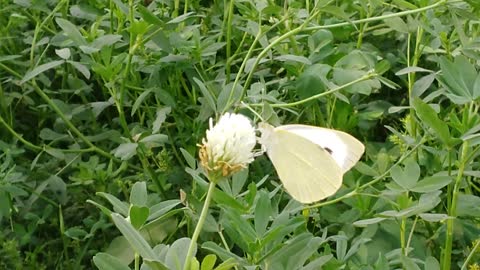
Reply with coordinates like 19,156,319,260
199,113,256,180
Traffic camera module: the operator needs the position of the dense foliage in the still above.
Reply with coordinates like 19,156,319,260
1,0,480,269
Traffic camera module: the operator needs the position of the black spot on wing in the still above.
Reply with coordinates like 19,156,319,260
324,147,333,155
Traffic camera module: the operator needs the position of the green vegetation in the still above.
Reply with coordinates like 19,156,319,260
1,0,480,269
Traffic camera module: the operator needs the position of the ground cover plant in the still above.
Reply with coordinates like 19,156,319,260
1,0,480,269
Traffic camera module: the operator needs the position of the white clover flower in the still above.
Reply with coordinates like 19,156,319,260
199,113,256,180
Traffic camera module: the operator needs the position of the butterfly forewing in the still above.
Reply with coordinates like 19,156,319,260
265,129,343,203
277,125,364,173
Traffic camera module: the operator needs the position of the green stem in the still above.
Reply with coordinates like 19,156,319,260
236,9,320,106
31,83,112,159
135,252,140,270
407,27,424,138
306,136,425,209
225,0,235,83
461,240,480,270
442,141,469,270
116,0,137,138
231,0,446,110
400,216,407,256
250,71,377,108
0,115,42,151
183,181,217,270
222,14,288,113
304,0,447,32
59,205,71,270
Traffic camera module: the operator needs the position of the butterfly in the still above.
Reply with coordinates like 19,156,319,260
258,123,365,203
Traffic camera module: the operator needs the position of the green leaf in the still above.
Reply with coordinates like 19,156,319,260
201,254,216,270
138,4,163,25
217,83,242,113
139,134,169,148
275,54,311,65
153,107,171,134
254,190,272,237
111,213,161,262
112,143,138,160
69,61,90,79
374,253,389,270
148,199,181,221
410,176,452,193
221,206,256,246
384,16,409,33
0,55,22,62
130,181,147,206
45,147,66,160
55,18,88,46
130,20,149,36
20,60,64,84
413,97,452,146
412,73,436,97
111,0,129,14
55,48,71,59
456,194,480,217
266,233,323,269
97,192,129,216
193,77,216,112
401,255,421,270
390,159,420,191
231,168,248,196
380,192,441,218
131,89,153,116
438,56,477,104
336,233,348,261
39,128,64,141
353,217,387,227
191,172,246,211
213,258,237,270
165,238,195,270
129,205,149,229
202,242,245,264
393,0,418,9
418,213,450,222
424,256,440,270
64,227,88,240
91,34,123,49
87,200,114,217
474,73,480,100
93,252,131,270
302,255,334,270
167,12,197,24
395,66,433,75
296,64,330,99
180,148,196,169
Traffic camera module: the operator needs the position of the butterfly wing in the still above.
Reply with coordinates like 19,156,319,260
277,124,364,173
262,126,343,203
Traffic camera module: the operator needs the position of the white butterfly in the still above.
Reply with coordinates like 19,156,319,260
258,123,365,203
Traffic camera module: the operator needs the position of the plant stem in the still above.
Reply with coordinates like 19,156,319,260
401,217,407,256
304,0,447,32
135,252,140,270
0,115,42,151
250,71,377,108
306,136,425,210
461,240,480,270
58,205,71,270
225,0,235,83
442,141,469,270
183,181,217,270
